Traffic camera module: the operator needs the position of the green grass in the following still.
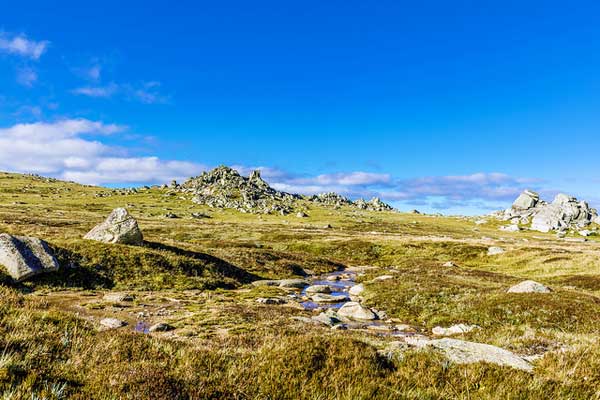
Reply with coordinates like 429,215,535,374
2,171,600,398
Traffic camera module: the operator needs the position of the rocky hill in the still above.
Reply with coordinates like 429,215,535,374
178,166,394,214
494,190,599,234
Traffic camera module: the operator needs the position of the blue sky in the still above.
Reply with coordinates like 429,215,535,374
1,1,600,214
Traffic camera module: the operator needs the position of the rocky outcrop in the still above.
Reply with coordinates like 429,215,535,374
495,191,598,233
0,233,59,281
181,166,299,215
84,208,143,245
354,197,394,211
179,166,395,215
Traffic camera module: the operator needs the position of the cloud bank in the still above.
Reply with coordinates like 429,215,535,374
0,119,541,211
0,119,203,185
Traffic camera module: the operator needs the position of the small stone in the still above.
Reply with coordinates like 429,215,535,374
103,292,135,302
310,294,349,303
507,280,551,293
256,297,286,305
278,279,308,289
432,324,479,336
372,275,394,281
487,246,505,256
148,322,175,332
100,318,127,329
305,285,331,294
348,283,365,296
442,261,457,267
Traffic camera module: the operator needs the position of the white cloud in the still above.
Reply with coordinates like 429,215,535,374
0,34,49,60
72,83,119,98
16,67,38,87
0,119,203,184
72,81,168,104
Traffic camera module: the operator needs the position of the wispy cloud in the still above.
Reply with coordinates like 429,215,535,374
71,81,168,104
72,83,119,98
16,67,38,87
0,33,49,60
0,119,202,184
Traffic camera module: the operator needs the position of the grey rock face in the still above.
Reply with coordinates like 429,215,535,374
512,190,539,210
84,208,143,245
507,280,551,293
0,233,59,281
310,293,349,303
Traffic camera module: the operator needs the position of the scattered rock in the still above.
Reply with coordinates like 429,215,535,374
487,246,505,256
311,312,341,327
432,324,479,336
507,280,551,294
348,283,365,296
296,212,309,218
310,294,349,303
251,280,280,287
148,322,175,332
442,261,457,267
100,318,127,330
305,284,331,294
278,279,309,289
191,212,211,219
337,302,377,320
103,292,135,302
372,275,394,281
256,297,286,305
164,212,179,218
84,208,143,245
0,233,59,281
499,225,520,232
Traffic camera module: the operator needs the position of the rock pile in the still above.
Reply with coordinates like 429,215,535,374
178,166,395,215
495,190,599,233
180,166,299,215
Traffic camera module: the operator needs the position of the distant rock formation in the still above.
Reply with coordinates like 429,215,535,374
179,166,395,214
494,190,598,233
84,208,144,245
180,166,299,215
0,234,59,281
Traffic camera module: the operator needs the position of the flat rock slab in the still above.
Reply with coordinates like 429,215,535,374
507,280,551,293
84,208,143,245
429,338,533,372
0,233,59,281
310,294,349,303
305,284,332,294
278,279,309,289
487,246,505,256
348,283,365,296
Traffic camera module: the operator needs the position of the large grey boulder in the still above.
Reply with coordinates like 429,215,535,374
337,301,377,320
512,190,539,210
0,234,59,281
84,208,143,245
407,338,533,372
